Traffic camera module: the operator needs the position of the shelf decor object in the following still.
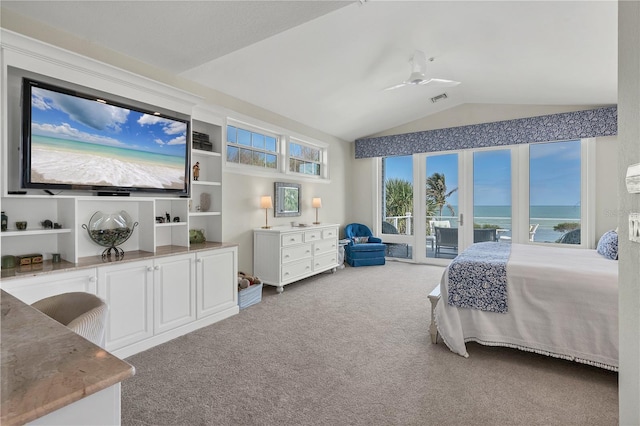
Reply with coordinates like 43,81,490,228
260,196,273,229
312,197,322,224
200,193,211,212
82,211,138,260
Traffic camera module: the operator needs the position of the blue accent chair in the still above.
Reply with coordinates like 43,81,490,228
344,223,386,267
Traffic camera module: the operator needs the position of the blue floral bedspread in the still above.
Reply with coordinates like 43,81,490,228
447,242,512,313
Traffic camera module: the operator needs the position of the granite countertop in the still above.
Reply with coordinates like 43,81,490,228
0,290,135,426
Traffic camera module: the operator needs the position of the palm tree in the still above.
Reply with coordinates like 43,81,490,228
385,178,413,233
426,172,457,219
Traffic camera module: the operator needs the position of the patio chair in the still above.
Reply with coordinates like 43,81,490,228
435,226,458,257
474,228,497,242
427,220,450,250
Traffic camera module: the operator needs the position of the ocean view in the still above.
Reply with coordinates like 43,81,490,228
437,205,581,243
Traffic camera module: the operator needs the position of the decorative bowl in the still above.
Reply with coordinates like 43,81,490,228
82,211,138,259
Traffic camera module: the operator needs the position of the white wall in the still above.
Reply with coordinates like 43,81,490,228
223,139,351,272
350,104,619,240
618,2,640,423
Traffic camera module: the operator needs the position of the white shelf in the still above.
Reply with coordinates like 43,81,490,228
155,222,187,227
192,149,221,158
188,211,221,217
1,228,72,237
192,181,221,187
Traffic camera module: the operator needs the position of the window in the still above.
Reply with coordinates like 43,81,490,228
226,120,329,180
226,124,278,170
529,140,581,244
473,150,511,243
289,140,321,176
382,156,414,236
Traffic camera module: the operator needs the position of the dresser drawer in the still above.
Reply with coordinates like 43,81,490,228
282,259,312,281
281,232,304,246
314,238,337,256
282,244,312,264
322,227,338,240
314,252,338,271
304,230,322,242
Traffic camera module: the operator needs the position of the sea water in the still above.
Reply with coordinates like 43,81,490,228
440,205,581,243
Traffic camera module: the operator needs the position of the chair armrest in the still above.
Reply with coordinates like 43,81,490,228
368,236,382,243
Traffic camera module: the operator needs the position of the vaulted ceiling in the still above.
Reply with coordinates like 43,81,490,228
1,1,618,141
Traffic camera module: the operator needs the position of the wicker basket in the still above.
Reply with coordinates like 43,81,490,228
238,283,263,310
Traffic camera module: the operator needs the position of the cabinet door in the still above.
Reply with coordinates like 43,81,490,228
196,247,237,318
97,260,154,351
1,269,97,305
153,253,196,334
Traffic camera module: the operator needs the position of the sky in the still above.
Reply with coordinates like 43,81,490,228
30,85,187,157
385,140,581,207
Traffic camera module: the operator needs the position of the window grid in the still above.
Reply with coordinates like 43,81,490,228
226,125,278,169
289,141,321,176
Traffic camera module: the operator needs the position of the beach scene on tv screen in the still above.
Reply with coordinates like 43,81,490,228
29,86,187,190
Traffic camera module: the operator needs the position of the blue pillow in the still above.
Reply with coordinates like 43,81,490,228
596,230,618,260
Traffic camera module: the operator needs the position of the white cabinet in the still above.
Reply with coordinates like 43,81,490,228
254,224,339,293
97,260,154,352
153,253,196,333
196,246,237,318
0,268,97,305
92,246,237,358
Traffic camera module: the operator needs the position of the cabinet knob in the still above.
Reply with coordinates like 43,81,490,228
89,277,96,283
147,267,153,272
197,258,202,263
154,265,160,270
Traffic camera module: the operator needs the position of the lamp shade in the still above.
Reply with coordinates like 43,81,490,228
260,196,273,209
312,197,322,208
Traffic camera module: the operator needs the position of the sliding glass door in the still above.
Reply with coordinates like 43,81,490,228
378,139,591,264
425,153,459,259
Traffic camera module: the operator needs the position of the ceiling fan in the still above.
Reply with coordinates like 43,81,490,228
384,50,460,91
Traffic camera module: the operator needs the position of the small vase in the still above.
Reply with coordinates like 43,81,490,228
200,193,211,212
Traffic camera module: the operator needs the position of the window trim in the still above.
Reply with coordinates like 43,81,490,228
225,116,330,182
377,138,596,263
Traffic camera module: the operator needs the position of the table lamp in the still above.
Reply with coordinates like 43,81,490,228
260,196,273,229
312,197,322,224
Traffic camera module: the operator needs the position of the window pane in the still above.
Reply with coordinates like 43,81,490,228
530,140,581,244
266,136,277,152
290,143,302,158
226,125,237,143
473,150,511,243
382,156,414,236
226,146,239,163
252,151,265,167
238,129,251,146
239,148,253,165
266,154,277,169
426,153,458,258
252,133,265,149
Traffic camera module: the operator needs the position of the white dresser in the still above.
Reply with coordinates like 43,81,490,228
253,224,340,293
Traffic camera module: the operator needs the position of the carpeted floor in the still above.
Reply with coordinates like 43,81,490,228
121,261,618,425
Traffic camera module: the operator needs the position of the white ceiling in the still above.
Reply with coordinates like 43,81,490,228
2,1,618,142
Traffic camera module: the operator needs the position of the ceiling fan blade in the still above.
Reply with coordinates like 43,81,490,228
418,78,461,87
383,82,409,91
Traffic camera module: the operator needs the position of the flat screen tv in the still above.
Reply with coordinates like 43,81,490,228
21,78,190,196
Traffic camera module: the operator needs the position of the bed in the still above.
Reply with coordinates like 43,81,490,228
432,242,619,371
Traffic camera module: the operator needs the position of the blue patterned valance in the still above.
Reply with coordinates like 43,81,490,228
354,106,617,158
